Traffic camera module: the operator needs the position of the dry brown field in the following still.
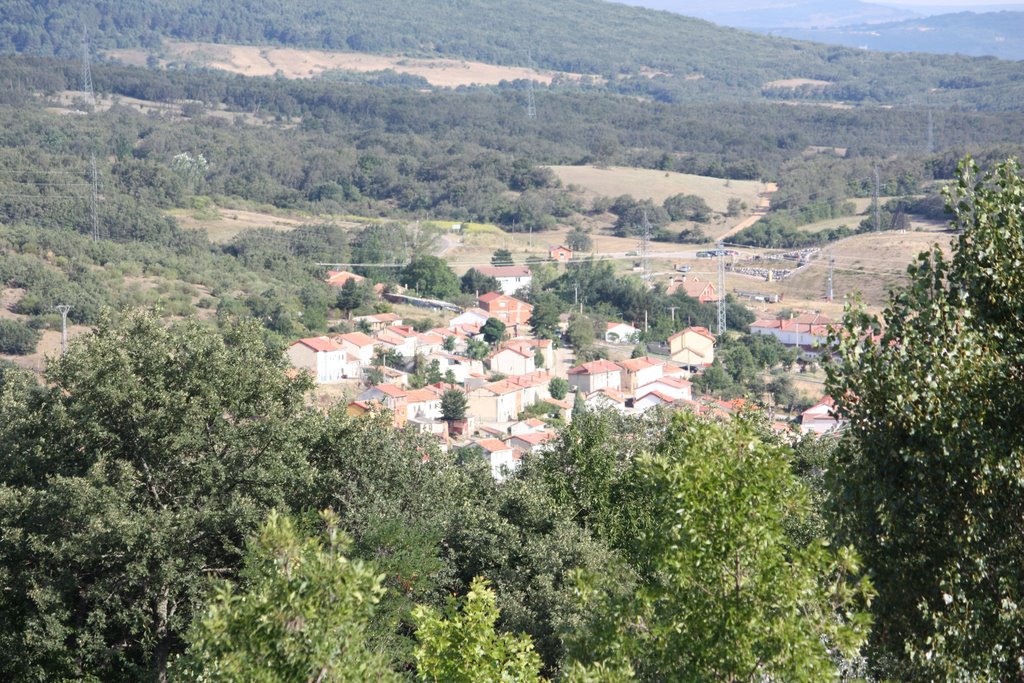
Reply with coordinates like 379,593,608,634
108,42,594,88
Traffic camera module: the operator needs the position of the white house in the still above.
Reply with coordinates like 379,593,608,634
568,359,623,394
405,388,443,422
585,387,627,413
449,307,491,330
476,265,533,296
473,438,521,480
605,321,640,344
487,347,534,377
336,332,378,365
509,430,556,455
634,390,679,413
287,337,356,383
636,376,693,403
616,356,664,396
801,396,845,434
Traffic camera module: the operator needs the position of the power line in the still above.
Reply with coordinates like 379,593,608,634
81,29,94,105
54,305,72,356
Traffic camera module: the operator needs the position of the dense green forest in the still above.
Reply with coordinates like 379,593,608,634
2,54,1023,242
3,0,1024,109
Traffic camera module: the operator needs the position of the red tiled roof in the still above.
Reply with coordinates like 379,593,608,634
373,384,409,398
639,390,676,404
484,380,523,395
325,270,365,286
512,431,556,445
336,332,376,347
588,387,625,403
568,359,622,375
475,438,511,453
292,336,342,353
617,356,661,372
669,326,716,342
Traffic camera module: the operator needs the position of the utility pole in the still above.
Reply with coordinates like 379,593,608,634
716,242,726,336
927,110,934,154
873,166,881,233
644,309,648,333
55,305,72,355
639,210,651,283
827,253,835,302
667,306,679,324
90,154,99,241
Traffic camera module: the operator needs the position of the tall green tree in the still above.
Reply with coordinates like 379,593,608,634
828,158,1024,680
177,510,397,682
337,277,372,318
440,388,468,422
460,268,500,295
0,310,316,682
412,577,543,683
481,317,506,344
491,248,514,266
570,415,873,681
400,256,460,300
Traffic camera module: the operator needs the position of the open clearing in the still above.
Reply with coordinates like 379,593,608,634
765,78,831,89
108,42,594,88
171,206,365,243
548,165,764,213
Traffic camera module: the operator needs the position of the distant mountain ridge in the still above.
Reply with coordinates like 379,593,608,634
765,11,1024,61
615,0,922,28
0,0,1023,109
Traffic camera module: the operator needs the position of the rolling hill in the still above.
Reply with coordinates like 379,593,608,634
766,11,1024,61
1,0,1024,109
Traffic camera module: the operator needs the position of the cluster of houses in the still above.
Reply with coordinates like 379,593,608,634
287,269,845,480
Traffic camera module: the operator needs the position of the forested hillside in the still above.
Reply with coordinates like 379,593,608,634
2,0,1024,108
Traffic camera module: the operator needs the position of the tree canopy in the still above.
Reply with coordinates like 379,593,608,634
828,157,1024,680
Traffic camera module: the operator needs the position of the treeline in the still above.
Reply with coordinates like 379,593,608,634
3,55,1024,235
3,0,1024,109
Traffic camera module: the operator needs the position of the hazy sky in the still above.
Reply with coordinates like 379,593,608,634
883,0,1023,5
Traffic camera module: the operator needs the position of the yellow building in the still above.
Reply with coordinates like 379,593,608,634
667,326,716,370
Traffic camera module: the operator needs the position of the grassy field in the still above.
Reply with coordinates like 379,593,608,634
108,42,594,88
548,165,764,213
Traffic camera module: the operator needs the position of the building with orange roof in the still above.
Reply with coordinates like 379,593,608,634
502,338,553,370
634,390,680,413
487,346,534,377
617,356,664,395
801,396,845,435
286,336,360,383
468,379,526,423
636,375,693,403
549,244,573,263
471,438,521,480
509,430,556,454
478,292,534,327
749,313,837,349
568,359,623,394
585,387,627,412
667,275,718,303
355,384,409,427
335,332,378,364
325,270,365,288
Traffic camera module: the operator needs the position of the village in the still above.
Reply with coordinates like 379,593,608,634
286,250,843,480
